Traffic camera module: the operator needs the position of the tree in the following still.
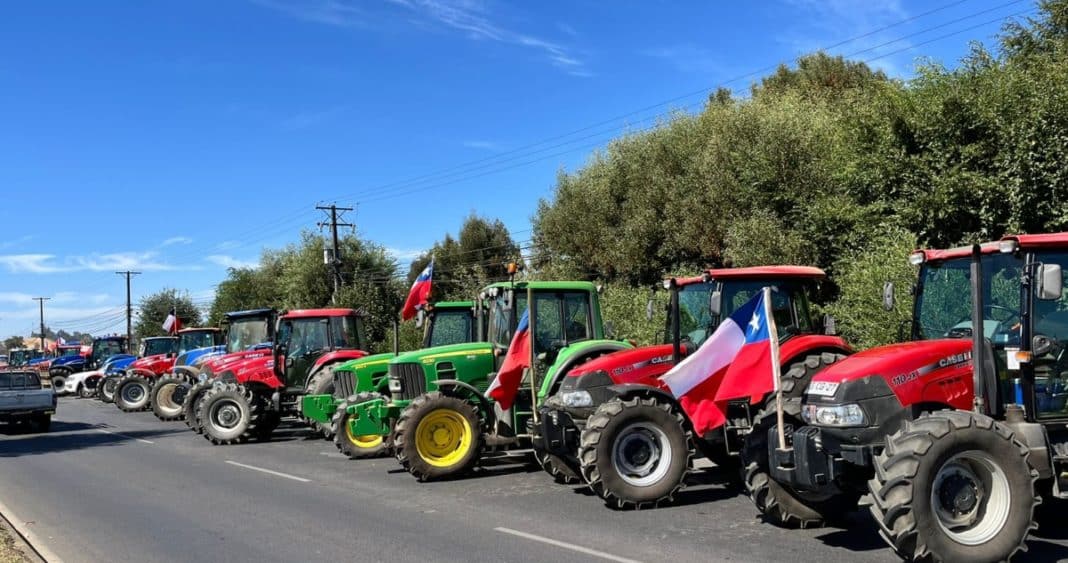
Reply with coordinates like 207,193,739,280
2,336,24,352
408,213,521,301
135,289,202,340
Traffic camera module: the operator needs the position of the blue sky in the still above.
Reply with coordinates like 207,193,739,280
0,0,1031,338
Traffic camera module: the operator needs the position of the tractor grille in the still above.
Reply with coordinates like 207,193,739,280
333,369,356,400
390,362,426,401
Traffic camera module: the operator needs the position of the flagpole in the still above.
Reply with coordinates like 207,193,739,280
527,285,539,425
763,287,786,450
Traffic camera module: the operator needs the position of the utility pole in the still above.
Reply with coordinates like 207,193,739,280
116,271,141,346
32,297,50,352
316,203,355,304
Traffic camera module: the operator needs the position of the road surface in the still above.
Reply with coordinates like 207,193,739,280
1,398,1066,563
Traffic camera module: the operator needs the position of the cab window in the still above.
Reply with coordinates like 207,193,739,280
1031,251,1068,419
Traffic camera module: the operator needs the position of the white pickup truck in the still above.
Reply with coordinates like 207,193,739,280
0,370,56,431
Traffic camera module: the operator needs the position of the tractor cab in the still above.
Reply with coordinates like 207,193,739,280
139,336,179,358
90,336,128,369
274,309,367,390
177,328,224,355
421,301,480,349
55,345,83,359
221,309,276,355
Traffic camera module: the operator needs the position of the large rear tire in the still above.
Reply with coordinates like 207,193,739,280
184,381,214,434
742,352,853,528
151,375,186,421
99,377,118,404
394,392,483,481
304,366,336,439
579,396,693,508
333,391,390,459
115,374,154,412
868,410,1038,563
198,383,263,445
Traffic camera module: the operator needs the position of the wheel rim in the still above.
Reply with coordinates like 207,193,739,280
930,450,1011,546
414,409,471,467
209,399,244,432
156,383,180,415
121,382,146,405
611,421,672,487
345,416,383,449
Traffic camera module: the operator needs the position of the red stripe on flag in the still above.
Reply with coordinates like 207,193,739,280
676,364,730,436
713,340,775,406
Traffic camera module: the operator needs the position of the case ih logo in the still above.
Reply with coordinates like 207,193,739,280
611,355,672,376
891,351,972,387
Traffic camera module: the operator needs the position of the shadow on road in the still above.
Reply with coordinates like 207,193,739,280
0,423,185,458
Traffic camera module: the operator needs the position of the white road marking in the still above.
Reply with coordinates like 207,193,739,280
95,428,154,445
494,527,643,563
225,460,311,483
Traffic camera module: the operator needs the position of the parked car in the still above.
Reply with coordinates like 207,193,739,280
0,370,55,432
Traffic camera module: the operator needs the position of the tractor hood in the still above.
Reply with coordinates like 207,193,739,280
391,341,493,365
176,345,225,367
128,353,176,375
200,346,272,374
337,352,394,372
51,355,87,368
565,343,681,385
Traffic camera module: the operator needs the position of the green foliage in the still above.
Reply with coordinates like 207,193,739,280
135,289,203,340
2,336,24,352
599,283,667,347
408,213,521,300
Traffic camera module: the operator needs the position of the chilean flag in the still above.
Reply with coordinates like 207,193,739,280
485,308,530,411
659,290,776,436
162,307,182,335
401,258,434,321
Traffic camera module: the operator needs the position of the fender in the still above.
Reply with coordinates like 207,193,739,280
126,368,157,378
173,365,201,380
779,335,852,367
540,340,634,398
436,378,496,426
311,350,369,372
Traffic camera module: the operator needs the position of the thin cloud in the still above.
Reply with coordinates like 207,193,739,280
161,236,193,246
216,240,242,250
0,235,34,250
462,140,503,151
386,247,425,263
0,252,187,274
778,0,911,76
206,255,260,269
252,0,366,27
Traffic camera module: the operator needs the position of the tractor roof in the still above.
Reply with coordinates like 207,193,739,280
483,280,598,292
917,232,1068,264
144,336,178,341
225,308,275,320
178,327,221,334
432,301,473,310
673,266,826,287
282,308,361,319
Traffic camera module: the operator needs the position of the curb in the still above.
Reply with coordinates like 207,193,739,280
0,497,63,563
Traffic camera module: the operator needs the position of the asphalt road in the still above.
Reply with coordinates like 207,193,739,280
1,399,1067,563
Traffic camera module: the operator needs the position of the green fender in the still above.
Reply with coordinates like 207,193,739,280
538,339,633,400
300,353,395,425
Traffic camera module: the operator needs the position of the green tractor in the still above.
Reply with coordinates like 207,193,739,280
299,300,479,446
345,280,632,481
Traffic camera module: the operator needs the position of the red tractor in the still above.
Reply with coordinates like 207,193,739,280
196,308,369,444
537,266,851,508
748,234,1068,562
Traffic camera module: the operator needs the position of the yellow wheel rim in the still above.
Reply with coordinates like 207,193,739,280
345,417,384,449
414,409,472,468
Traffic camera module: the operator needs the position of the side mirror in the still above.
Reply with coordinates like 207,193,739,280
1034,334,1055,357
882,281,895,311
604,320,616,340
823,314,837,336
709,290,722,317
645,299,655,321
1037,264,1063,301
415,309,426,329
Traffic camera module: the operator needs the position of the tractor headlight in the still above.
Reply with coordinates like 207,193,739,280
802,403,866,427
388,378,402,393
559,390,593,408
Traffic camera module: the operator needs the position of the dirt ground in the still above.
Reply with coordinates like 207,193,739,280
0,514,31,563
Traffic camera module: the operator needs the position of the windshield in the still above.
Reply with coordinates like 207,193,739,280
141,338,177,357
330,315,362,349
280,318,328,356
667,282,715,347
226,317,270,353
487,290,528,348
428,309,474,348
58,347,81,357
179,331,218,354
93,339,125,363
914,253,1023,342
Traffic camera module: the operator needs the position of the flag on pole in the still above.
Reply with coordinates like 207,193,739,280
401,258,434,321
162,307,182,335
56,336,66,346
485,308,531,411
659,290,777,436
713,287,780,406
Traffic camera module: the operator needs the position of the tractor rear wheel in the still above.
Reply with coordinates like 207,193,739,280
115,374,154,412
304,366,336,439
78,379,97,399
99,377,118,404
184,381,214,434
333,392,390,459
868,411,1037,562
151,376,186,421
579,396,692,508
198,383,264,445
394,392,483,481
742,352,852,528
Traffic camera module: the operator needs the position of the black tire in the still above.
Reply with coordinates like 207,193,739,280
534,447,582,485
78,379,97,399
579,396,693,508
333,392,391,459
51,375,67,394
868,411,1038,563
115,374,154,412
183,381,214,434
394,392,483,481
151,375,186,421
99,376,119,404
197,383,263,445
742,352,853,528
304,365,336,439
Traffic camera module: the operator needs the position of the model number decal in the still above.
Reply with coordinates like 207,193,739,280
807,381,839,397
890,352,972,387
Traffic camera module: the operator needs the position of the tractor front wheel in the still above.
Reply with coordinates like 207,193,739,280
99,377,119,404
78,379,97,399
183,381,214,433
868,410,1037,562
333,392,390,459
50,373,68,394
394,392,483,481
151,376,186,421
115,374,154,412
579,396,693,508
197,383,264,445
